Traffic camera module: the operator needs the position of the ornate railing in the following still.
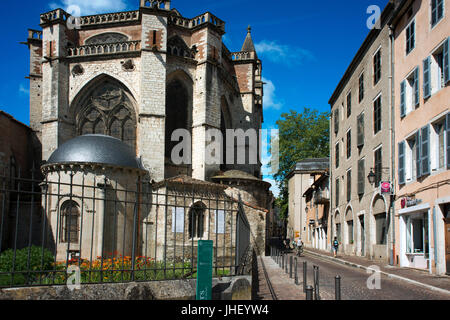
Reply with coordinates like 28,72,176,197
79,11,139,27
67,41,141,57
230,51,256,61
40,9,70,24
168,12,225,32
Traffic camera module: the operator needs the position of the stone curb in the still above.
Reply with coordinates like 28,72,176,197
303,249,450,296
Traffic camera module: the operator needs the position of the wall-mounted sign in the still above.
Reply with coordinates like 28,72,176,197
401,197,422,209
380,181,393,195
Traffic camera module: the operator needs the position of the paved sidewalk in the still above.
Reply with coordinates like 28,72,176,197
304,247,450,294
255,255,306,300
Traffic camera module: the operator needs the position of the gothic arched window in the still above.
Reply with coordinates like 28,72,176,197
60,200,80,244
189,202,206,239
76,80,137,151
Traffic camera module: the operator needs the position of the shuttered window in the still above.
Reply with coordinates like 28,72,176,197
374,147,382,187
358,159,365,195
400,80,406,118
398,141,405,185
416,131,421,178
347,170,351,203
347,130,351,159
444,38,449,84
359,73,364,102
374,96,382,134
357,113,365,147
335,143,340,168
347,92,352,118
421,125,430,176
447,113,450,169
431,0,444,27
406,20,415,55
334,108,339,134
336,178,340,207
374,50,381,85
423,56,431,99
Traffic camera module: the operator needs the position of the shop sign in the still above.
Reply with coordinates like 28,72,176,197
401,197,423,209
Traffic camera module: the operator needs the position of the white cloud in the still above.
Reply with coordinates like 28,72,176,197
263,177,280,198
49,0,129,16
262,77,283,110
19,84,29,95
255,40,314,65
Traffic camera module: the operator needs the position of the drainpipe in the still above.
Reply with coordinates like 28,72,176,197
389,25,396,266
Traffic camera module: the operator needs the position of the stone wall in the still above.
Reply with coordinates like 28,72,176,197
0,275,252,300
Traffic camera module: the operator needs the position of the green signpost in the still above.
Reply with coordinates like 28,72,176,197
196,240,213,300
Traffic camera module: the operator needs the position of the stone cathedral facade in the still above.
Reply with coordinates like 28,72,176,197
25,0,264,183
21,0,271,260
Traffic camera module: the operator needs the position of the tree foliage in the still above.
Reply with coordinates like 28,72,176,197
273,108,330,220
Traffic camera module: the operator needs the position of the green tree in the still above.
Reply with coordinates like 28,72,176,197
272,108,330,221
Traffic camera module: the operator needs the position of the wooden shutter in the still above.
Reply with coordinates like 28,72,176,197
357,113,365,147
423,57,431,99
358,159,365,195
414,67,420,106
447,113,450,169
400,80,406,117
416,131,422,178
421,125,430,176
334,109,339,134
444,37,449,84
398,141,405,185
336,178,340,206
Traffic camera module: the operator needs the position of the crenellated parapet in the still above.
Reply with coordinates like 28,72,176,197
79,11,140,27
230,51,257,62
140,0,171,10
40,9,70,26
67,40,141,57
168,12,225,33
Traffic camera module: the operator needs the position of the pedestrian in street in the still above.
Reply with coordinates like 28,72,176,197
332,237,339,258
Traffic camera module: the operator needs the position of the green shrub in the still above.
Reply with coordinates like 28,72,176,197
0,246,54,286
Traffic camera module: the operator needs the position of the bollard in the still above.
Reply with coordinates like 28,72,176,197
289,255,293,278
305,285,314,300
313,266,320,300
285,256,288,274
303,261,307,293
282,254,284,269
294,257,298,285
335,276,341,300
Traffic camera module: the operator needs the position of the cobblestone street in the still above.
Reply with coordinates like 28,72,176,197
254,250,450,300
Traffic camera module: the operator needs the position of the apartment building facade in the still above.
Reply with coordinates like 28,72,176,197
287,158,329,243
329,2,399,263
392,0,449,275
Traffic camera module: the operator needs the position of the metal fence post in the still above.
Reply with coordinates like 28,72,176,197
313,265,320,300
303,261,307,293
282,253,284,269
289,255,293,278
294,257,298,285
335,276,341,300
285,255,288,274
305,285,314,300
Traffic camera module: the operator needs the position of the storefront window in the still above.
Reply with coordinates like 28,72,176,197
405,213,428,255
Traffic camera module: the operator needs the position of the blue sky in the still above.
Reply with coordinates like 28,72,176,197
0,0,388,196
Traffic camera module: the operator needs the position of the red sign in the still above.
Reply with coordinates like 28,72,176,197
380,181,392,195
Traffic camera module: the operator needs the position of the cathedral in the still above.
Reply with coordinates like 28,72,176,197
20,0,271,261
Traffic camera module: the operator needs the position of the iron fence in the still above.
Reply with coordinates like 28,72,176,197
0,165,251,288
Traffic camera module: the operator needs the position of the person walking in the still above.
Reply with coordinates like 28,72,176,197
332,237,340,258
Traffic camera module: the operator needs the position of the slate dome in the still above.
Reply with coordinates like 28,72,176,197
47,135,142,169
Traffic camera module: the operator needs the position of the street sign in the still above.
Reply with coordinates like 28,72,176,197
380,181,393,195
196,240,213,300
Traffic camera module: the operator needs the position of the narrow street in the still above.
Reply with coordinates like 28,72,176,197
255,252,450,300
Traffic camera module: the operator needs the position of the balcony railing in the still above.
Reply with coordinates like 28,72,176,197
79,11,139,27
314,188,330,204
230,51,256,61
67,41,141,57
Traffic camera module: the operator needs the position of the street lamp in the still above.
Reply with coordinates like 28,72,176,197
367,169,376,185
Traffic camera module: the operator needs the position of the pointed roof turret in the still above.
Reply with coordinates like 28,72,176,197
241,25,257,55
